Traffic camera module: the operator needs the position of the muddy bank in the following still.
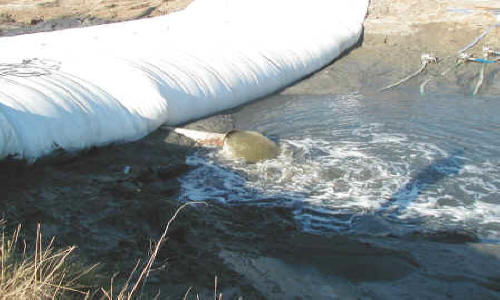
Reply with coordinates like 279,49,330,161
286,1,499,96
1,0,500,298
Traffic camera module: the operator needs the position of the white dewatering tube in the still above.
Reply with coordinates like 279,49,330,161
0,0,368,161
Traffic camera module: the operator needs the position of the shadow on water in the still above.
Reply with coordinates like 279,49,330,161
377,149,465,218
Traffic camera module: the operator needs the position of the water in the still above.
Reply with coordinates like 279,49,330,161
179,92,500,242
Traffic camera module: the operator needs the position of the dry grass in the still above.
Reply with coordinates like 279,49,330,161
99,202,204,300
0,222,96,299
0,202,203,299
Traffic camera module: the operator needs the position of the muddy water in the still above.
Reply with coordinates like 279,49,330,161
180,90,500,243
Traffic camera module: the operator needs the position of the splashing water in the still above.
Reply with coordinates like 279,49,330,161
179,93,500,242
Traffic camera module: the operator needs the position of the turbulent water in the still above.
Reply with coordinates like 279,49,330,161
179,92,500,243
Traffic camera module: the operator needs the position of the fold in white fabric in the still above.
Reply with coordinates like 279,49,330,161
0,0,368,160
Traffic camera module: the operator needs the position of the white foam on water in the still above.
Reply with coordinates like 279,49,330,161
179,120,500,241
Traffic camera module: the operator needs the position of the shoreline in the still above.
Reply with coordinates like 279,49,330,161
1,0,499,298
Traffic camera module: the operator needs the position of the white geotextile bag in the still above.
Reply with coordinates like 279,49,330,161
0,0,368,160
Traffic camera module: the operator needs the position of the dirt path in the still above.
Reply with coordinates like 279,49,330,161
0,0,499,298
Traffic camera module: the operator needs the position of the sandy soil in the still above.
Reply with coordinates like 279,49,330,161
0,0,499,298
286,0,500,96
0,0,191,34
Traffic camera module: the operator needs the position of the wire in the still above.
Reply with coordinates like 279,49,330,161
0,58,61,77
379,54,438,92
458,23,500,54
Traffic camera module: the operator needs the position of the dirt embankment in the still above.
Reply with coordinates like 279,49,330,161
0,0,192,35
287,0,500,96
0,0,499,299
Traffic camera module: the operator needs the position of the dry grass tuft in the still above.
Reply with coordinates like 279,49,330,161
0,222,96,300
0,202,203,299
